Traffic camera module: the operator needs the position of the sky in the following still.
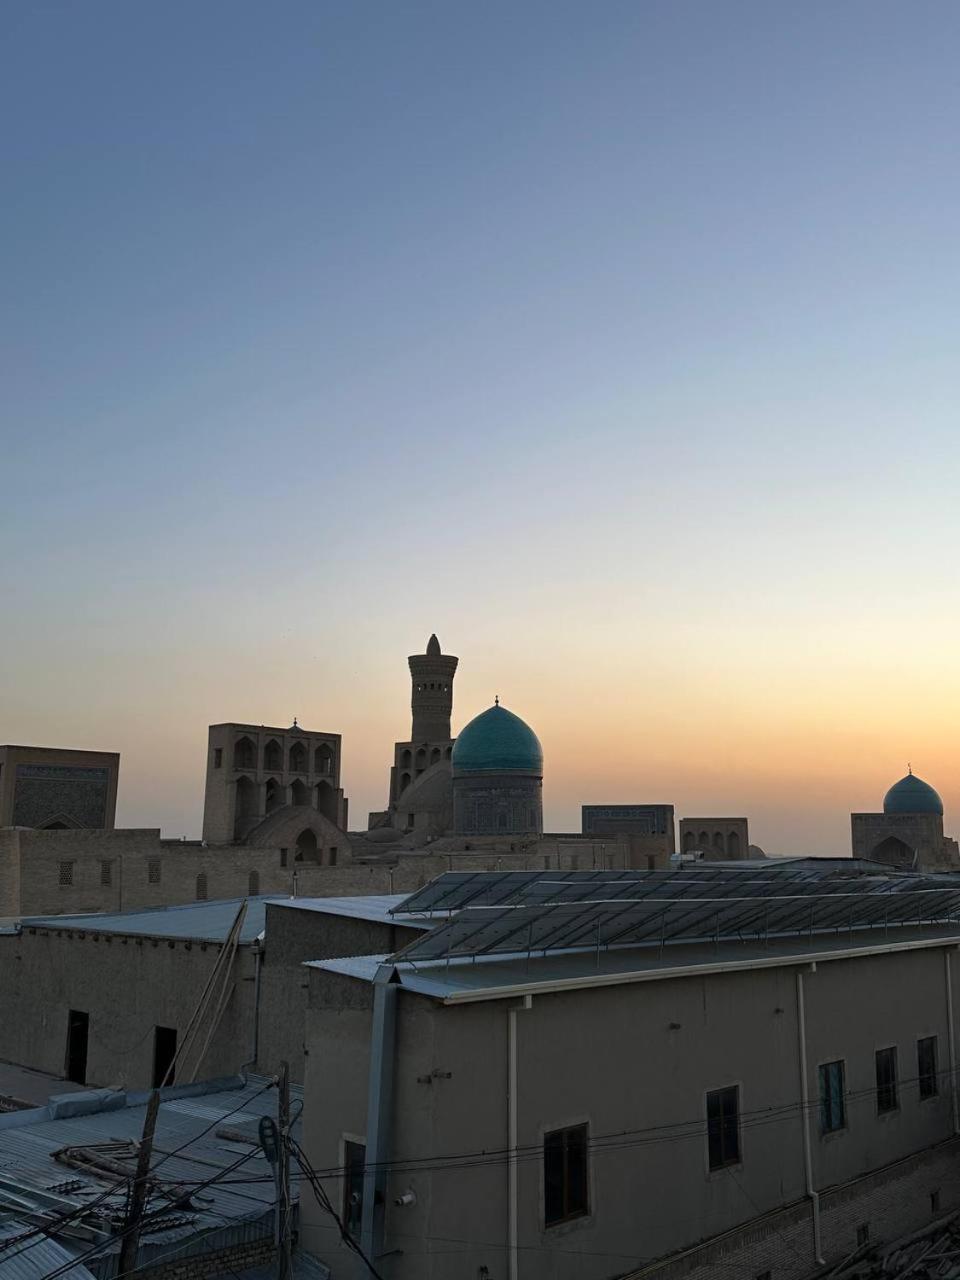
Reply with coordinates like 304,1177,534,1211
2,1,959,855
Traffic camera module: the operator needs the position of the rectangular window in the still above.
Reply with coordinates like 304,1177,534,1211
214,748,223,768
65,1010,89,1085
544,1123,589,1226
280,847,288,868
148,860,161,885
343,1140,365,1238
153,1026,177,1088
819,1060,846,1133
100,860,112,887
58,860,74,887
707,1086,741,1170
329,847,338,867
918,1036,939,1100
876,1047,899,1114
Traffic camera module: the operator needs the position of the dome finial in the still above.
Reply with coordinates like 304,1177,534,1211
908,762,912,774
495,694,499,707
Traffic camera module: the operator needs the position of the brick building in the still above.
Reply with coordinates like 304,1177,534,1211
0,744,119,829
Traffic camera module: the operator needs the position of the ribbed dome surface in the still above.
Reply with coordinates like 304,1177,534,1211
452,704,543,774
883,772,943,816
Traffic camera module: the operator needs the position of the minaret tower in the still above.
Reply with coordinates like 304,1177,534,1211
408,634,459,741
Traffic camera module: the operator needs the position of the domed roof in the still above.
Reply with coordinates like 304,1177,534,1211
452,703,543,774
883,770,943,816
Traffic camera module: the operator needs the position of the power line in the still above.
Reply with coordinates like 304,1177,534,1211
0,1078,275,1269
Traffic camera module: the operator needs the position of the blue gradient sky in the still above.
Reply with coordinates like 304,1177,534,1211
3,1,959,852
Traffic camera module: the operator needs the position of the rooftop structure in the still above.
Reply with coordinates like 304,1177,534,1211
0,1073,310,1279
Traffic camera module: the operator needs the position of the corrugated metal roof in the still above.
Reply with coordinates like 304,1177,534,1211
0,1221,95,1279
270,895,432,929
21,897,288,943
0,1075,300,1278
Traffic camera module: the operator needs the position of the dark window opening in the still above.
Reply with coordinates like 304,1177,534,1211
544,1123,588,1226
65,1010,89,1085
148,860,161,885
876,1047,898,1114
153,1025,177,1088
280,848,288,868
919,1036,939,1100
214,748,223,768
344,1140,365,1239
329,847,338,866
196,873,208,901
707,1086,740,1169
819,1060,845,1133
58,860,74,887
100,860,113,888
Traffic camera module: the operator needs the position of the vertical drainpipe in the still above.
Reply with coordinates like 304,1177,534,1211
508,995,533,1280
796,965,824,1266
945,949,959,1135
361,964,399,1265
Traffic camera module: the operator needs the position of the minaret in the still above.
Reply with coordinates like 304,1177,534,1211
408,634,459,741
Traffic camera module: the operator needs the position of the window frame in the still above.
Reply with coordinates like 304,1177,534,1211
543,1122,590,1228
875,1045,899,1115
818,1059,846,1135
706,1084,741,1171
918,1035,939,1101
58,860,75,887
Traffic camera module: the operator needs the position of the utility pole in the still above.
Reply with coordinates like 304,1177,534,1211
278,1061,293,1280
118,1089,160,1275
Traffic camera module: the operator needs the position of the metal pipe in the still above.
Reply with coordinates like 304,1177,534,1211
946,949,959,1135
361,964,398,1264
241,940,264,1079
508,994,533,1280
796,965,825,1265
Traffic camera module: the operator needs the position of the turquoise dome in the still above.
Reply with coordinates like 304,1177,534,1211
883,772,943,816
452,704,543,774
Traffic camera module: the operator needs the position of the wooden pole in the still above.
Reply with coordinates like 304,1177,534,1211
278,1061,293,1280
118,1089,161,1275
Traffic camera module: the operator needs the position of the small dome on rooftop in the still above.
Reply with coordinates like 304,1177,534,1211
452,703,543,774
883,770,943,816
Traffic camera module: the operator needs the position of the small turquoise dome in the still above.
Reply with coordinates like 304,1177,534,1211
883,771,943,816
452,704,543,774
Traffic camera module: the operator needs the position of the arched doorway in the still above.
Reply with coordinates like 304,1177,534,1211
871,836,916,869
234,776,257,841
265,778,283,815
316,781,338,822
296,828,319,863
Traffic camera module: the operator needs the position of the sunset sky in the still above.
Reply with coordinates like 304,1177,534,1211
3,2,960,855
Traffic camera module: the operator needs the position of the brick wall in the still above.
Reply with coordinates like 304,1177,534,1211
132,1235,274,1280
629,1137,960,1280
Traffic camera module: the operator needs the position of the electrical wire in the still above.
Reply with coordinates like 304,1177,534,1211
289,1137,385,1280
1,1078,276,1269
